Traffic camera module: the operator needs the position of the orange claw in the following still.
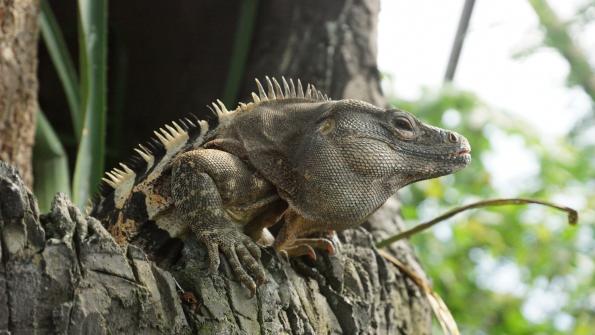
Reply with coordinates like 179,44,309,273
326,242,336,255
306,246,317,261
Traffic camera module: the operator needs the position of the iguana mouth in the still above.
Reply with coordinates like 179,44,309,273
447,148,471,159
444,147,471,163
353,135,472,162
397,145,471,162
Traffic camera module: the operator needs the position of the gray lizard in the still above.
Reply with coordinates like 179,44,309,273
91,77,471,294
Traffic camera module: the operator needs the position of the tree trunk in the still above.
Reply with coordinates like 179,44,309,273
0,0,39,187
2,0,433,333
239,0,384,105
0,161,190,334
0,162,431,334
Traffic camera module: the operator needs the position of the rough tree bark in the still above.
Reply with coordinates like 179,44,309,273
0,162,188,334
1,0,433,334
0,170,430,334
0,0,40,187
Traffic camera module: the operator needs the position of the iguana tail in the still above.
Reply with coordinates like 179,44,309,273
89,114,210,244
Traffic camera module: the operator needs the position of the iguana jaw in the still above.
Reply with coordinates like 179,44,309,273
400,140,471,167
384,127,472,189
393,143,471,189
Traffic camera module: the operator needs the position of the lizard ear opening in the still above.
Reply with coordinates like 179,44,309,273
319,118,335,135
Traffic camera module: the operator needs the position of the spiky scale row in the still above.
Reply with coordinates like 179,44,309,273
97,115,203,198
207,76,331,124
252,76,330,104
134,146,153,163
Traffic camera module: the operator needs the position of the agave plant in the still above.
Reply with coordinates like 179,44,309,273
34,0,107,211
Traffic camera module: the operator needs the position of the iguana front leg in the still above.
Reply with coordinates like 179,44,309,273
171,149,271,294
274,208,336,260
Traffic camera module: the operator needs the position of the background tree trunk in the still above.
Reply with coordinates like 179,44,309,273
1,0,433,333
0,0,40,187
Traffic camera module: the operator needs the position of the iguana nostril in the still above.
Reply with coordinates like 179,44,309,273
448,132,458,143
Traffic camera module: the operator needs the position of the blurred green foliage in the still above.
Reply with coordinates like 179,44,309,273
384,2,595,332
387,86,594,334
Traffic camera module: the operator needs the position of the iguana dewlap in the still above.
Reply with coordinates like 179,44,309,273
91,77,471,294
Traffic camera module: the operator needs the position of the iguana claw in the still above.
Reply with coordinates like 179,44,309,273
198,229,266,295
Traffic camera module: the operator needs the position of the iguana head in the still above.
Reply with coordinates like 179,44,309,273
314,99,471,189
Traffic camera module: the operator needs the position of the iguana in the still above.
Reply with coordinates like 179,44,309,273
91,76,471,294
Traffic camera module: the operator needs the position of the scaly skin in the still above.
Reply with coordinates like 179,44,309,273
92,77,471,295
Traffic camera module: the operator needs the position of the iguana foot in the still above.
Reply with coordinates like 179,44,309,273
275,237,336,260
280,244,316,260
274,209,337,260
197,229,267,296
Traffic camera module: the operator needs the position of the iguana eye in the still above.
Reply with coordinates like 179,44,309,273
393,117,413,131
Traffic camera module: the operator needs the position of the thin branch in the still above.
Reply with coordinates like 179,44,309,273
444,0,476,83
378,249,460,335
376,198,578,248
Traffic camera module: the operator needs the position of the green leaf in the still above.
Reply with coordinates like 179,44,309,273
72,0,108,208
39,0,82,138
222,0,259,105
33,111,71,212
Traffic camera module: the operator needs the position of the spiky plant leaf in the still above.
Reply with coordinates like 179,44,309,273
72,0,107,208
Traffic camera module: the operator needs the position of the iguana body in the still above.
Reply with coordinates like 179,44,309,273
91,77,471,294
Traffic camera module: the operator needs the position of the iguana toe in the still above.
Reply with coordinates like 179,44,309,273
236,242,267,286
205,242,221,274
276,237,335,260
278,244,317,261
198,230,266,294
223,244,258,295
